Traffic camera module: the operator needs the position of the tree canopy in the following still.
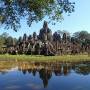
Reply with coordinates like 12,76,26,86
0,0,75,31
0,32,17,53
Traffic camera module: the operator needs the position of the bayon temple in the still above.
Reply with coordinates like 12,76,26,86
2,21,90,56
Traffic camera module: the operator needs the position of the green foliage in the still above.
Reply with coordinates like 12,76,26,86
0,32,17,52
6,36,13,47
0,0,75,31
73,31,90,45
0,36,5,50
0,32,8,52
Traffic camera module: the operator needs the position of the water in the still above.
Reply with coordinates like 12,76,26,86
0,60,90,90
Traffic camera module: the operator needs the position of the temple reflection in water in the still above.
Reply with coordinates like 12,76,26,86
0,60,90,88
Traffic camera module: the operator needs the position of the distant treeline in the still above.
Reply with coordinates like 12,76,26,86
0,21,90,56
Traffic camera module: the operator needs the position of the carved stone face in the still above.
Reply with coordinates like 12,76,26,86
43,21,48,28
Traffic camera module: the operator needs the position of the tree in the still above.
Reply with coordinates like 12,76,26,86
1,32,9,38
0,32,9,49
73,31,89,40
85,34,90,44
0,0,75,31
57,30,71,42
57,30,70,37
0,32,16,53
0,35,6,52
72,31,90,53
6,36,14,47
73,31,90,44
17,36,22,45
13,38,17,45
73,31,80,38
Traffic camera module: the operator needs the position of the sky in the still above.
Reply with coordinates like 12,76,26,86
0,0,90,38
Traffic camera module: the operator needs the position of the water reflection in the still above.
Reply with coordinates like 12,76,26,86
18,61,90,76
0,60,90,89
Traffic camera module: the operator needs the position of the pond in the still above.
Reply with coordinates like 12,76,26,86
0,60,90,90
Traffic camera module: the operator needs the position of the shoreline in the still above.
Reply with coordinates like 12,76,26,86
0,54,90,62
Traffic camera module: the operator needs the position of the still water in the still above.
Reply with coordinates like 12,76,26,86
0,60,90,90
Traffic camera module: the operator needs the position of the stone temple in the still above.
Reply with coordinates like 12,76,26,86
1,21,90,56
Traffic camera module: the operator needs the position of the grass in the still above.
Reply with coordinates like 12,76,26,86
0,54,90,62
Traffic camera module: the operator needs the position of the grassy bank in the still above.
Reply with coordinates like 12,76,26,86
0,54,90,62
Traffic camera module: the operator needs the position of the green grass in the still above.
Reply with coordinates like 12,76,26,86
0,54,90,62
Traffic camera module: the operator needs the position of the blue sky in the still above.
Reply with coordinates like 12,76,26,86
0,0,90,38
